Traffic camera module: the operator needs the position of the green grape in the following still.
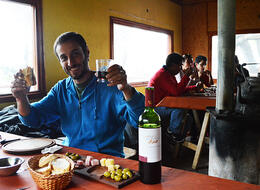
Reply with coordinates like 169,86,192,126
114,175,122,182
104,171,111,178
111,173,115,180
123,168,130,173
122,174,128,180
126,171,132,178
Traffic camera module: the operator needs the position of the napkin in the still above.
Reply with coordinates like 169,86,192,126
41,145,63,154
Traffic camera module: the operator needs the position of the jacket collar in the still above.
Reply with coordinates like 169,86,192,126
65,75,97,100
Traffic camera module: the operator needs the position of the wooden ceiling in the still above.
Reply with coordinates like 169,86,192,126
170,0,216,5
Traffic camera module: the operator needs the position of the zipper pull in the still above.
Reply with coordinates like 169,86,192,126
79,101,82,109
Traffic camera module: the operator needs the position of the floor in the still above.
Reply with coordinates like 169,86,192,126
162,142,209,175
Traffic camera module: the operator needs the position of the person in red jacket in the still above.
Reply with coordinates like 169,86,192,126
148,53,201,143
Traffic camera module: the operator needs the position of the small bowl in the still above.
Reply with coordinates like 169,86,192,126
0,157,24,176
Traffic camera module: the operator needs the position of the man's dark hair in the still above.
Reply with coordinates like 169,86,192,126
53,32,88,58
182,54,193,61
166,53,183,67
195,55,207,63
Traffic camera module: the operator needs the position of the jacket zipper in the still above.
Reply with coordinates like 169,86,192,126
79,101,82,109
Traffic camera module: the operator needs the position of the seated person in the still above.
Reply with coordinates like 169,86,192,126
179,54,194,79
189,55,214,88
148,53,200,143
10,32,145,158
234,55,249,85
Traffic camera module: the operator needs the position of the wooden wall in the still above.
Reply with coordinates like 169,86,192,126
182,0,260,69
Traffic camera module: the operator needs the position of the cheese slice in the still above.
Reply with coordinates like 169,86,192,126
51,158,70,173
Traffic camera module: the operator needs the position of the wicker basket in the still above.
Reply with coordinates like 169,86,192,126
27,154,75,190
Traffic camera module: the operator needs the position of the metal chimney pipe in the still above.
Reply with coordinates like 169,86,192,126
216,0,236,113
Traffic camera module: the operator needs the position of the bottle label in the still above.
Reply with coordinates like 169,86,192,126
138,127,161,163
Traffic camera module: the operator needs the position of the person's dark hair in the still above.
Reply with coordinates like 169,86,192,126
53,32,88,58
234,55,239,65
195,55,207,64
165,53,183,68
182,54,193,61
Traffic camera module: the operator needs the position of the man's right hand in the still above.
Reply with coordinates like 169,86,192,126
11,70,31,117
11,70,30,100
195,81,203,92
183,67,193,77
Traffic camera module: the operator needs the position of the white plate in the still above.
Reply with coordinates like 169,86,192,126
2,138,55,154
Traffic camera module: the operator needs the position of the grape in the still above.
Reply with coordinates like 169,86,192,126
104,171,111,178
114,175,122,182
126,171,132,178
122,174,128,180
111,173,115,180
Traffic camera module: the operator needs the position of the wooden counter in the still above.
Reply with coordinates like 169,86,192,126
156,96,216,110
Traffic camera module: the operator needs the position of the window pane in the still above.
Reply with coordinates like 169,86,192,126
113,23,171,83
0,0,37,95
212,33,260,79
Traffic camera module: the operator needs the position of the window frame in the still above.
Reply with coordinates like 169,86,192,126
110,16,174,87
208,28,260,79
0,0,45,103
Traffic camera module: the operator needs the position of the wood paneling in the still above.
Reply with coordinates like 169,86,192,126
182,0,260,71
236,0,260,30
182,3,208,59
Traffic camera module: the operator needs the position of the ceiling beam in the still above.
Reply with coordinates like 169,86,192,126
170,0,217,6
170,0,182,5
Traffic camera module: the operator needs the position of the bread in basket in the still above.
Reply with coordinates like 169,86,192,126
27,154,74,190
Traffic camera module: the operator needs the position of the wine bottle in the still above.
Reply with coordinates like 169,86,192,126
138,86,161,184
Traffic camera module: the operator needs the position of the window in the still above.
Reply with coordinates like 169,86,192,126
110,17,173,86
211,31,260,79
0,0,45,103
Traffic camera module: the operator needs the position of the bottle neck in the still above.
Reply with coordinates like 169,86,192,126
145,107,154,111
145,88,155,108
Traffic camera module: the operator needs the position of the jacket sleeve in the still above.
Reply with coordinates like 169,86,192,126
200,73,212,87
159,73,190,96
116,89,145,128
18,85,60,128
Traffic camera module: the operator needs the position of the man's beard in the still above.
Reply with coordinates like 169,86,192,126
65,60,89,80
71,70,86,80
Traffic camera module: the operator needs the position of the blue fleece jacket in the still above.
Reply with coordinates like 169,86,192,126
19,76,145,157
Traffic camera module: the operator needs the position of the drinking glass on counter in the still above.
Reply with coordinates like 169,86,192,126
96,59,113,83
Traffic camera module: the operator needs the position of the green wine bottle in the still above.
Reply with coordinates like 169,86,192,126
138,86,161,184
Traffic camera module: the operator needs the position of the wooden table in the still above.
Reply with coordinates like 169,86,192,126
0,132,259,190
156,96,216,170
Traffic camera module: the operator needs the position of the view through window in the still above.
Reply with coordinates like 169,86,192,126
111,17,173,84
0,0,45,102
211,33,260,79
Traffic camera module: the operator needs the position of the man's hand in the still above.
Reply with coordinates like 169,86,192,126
183,67,193,77
204,70,211,77
11,70,31,116
11,70,30,101
195,81,203,92
204,70,214,85
106,64,134,100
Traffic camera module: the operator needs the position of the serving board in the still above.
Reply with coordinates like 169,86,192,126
2,138,55,154
75,165,139,188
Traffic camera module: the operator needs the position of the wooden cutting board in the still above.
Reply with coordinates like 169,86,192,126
75,165,139,188
2,138,55,154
